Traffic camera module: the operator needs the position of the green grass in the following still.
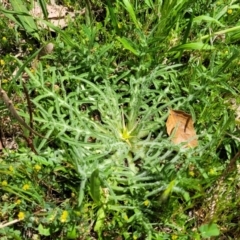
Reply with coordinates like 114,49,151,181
0,0,240,239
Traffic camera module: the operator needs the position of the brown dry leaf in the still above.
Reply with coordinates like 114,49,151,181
166,109,198,148
30,1,85,29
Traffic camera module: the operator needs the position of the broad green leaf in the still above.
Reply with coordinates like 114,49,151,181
67,226,78,239
0,7,38,40
170,42,215,51
94,207,105,232
230,4,240,9
116,37,140,55
0,6,18,22
193,15,225,27
38,224,51,236
10,0,39,40
10,230,22,240
90,169,101,204
199,223,220,238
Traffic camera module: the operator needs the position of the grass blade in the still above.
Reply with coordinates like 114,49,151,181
122,0,141,29
106,0,119,33
10,0,39,39
116,37,140,55
193,15,225,27
38,0,48,20
170,42,215,51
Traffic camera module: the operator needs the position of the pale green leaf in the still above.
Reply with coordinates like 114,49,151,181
116,37,140,55
200,223,220,238
10,0,39,39
193,15,225,27
90,169,101,204
38,224,51,236
170,42,215,51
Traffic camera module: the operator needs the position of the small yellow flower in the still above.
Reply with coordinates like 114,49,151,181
0,59,5,65
34,164,41,172
1,180,8,186
209,168,216,175
2,79,9,83
133,235,138,240
2,37,7,42
15,199,21,205
60,210,68,223
18,212,25,220
123,213,128,221
22,184,30,191
118,23,122,29
144,199,150,206
172,235,178,240
227,9,233,14
189,171,195,177
121,127,132,141
9,166,14,172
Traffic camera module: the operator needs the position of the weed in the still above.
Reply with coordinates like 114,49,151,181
0,0,240,239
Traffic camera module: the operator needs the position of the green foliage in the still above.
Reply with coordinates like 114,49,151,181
199,223,220,238
0,0,240,239
1,0,40,40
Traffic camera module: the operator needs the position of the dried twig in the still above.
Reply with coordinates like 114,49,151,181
0,219,21,229
0,88,46,138
22,80,34,131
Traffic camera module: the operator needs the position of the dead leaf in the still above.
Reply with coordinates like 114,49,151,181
30,1,85,29
166,109,198,148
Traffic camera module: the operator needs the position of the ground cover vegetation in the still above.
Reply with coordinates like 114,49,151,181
0,0,240,239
